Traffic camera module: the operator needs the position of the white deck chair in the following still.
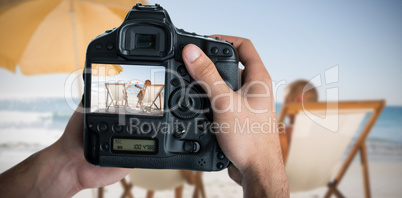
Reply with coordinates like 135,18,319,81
137,85,164,112
278,100,385,198
105,82,128,110
129,169,186,191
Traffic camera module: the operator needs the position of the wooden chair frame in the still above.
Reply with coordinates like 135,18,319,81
278,100,385,198
136,85,164,111
97,171,206,198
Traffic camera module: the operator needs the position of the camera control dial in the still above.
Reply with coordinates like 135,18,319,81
168,87,203,120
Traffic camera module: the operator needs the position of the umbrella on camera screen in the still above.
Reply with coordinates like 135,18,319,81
0,0,147,75
92,64,123,76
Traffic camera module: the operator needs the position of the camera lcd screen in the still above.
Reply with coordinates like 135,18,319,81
91,64,165,116
113,138,156,152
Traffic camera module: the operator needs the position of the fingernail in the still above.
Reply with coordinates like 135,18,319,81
184,44,201,63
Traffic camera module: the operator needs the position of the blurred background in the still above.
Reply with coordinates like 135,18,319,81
0,0,401,197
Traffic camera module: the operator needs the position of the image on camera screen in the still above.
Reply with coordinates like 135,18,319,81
91,64,165,116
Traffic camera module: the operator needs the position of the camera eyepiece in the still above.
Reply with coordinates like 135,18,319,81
135,34,156,49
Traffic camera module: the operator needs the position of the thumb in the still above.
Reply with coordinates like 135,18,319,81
182,44,231,100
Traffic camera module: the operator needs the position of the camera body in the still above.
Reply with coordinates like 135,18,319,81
83,3,239,171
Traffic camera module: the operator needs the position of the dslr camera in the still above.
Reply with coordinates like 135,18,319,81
83,3,239,171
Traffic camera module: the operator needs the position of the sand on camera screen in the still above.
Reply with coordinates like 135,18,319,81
91,64,165,117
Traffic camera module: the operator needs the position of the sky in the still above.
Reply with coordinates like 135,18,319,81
0,0,401,105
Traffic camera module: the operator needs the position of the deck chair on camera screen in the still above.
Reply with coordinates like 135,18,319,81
104,82,128,111
136,84,164,113
278,100,385,198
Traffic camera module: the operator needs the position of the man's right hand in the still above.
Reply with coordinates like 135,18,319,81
182,35,289,197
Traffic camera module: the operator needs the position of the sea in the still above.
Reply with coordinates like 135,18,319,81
0,98,401,164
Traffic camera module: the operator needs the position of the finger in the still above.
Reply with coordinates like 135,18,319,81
182,44,231,99
210,35,271,84
227,163,242,186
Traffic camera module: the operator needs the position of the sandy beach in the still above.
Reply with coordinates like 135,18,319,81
0,100,401,197
1,146,401,198
67,161,401,198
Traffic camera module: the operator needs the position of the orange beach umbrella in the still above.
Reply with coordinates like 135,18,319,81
92,64,123,76
0,0,147,75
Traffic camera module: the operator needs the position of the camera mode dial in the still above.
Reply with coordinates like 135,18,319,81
169,87,203,120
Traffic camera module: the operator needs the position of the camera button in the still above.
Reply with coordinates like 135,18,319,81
183,141,200,153
193,142,200,153
183,141,193,152
211,47,219,54
106,43,114,50
112,123,124,133
97,122,108,132
216,162,224,170
101,142,109,151
223,48,230,55
177,65,187,76
217,152,225,160
170,78,180,86
95,43,102,50
169,88,202,120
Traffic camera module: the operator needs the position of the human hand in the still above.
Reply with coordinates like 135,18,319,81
182,35,289,197
0,103,131,197
53,103,132,191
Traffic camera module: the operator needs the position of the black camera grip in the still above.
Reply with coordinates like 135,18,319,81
215,61,240,91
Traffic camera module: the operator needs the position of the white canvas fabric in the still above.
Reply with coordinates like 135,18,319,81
129,169,185,191
106,83,125,103
142,85,164,105
286,109,371,192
